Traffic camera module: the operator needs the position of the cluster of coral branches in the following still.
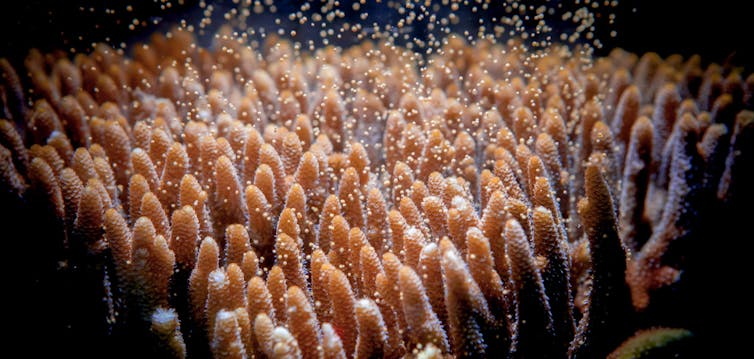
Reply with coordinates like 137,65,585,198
1,27,752,358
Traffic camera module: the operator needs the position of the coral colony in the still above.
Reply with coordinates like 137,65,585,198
1,1,751,358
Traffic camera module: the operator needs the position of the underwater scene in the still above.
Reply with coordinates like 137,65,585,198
1,1,749,357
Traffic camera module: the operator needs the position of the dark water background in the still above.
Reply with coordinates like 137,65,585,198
1,0,752,68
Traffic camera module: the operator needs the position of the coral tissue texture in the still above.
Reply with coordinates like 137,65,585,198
1,28,752,358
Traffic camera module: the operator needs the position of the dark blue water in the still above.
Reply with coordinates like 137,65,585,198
2,0,750,69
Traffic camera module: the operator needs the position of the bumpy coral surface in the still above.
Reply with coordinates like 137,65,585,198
1,15,752,359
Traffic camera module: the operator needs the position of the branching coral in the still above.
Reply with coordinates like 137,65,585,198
1,16,751,359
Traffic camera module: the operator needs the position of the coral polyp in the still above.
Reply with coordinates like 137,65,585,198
1,2,751,358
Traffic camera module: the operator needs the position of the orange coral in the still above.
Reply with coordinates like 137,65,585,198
3,16,750,359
